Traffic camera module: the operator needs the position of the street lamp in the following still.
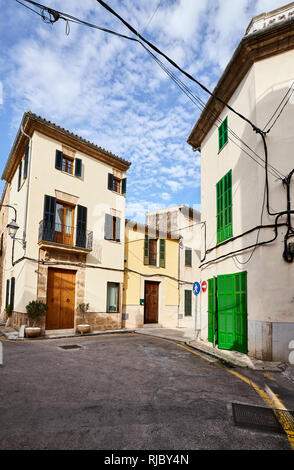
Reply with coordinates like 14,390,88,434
7,220,19,239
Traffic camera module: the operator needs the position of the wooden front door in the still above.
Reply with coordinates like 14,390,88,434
46,268,76,330
144,281,159,324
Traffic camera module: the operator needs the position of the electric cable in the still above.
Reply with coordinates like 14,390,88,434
96,0,263,134
141,43,285,180
263,81,294,133
17,0,285,179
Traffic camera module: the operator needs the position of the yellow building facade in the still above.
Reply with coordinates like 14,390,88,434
123,221,180,328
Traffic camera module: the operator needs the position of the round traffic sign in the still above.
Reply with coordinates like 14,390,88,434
193,282,201,296
201,281,208,293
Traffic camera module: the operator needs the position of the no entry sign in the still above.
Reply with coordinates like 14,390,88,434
201,281,207,293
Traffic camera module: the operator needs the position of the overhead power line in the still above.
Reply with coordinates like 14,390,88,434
16,0,285,180
96,0,264,135
263,81,294,133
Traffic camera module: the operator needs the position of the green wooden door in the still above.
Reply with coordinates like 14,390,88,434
234,272,248,353
217,274,235,350
208,278,217,346
217,272,247,353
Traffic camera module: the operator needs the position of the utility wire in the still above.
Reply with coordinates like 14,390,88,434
96,0,263,134
141,0,163,33
17,0,285,179
141,43,284,179
18,0,139,42
263,81,294,133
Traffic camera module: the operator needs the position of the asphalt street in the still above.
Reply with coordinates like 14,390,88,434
0,333,292,450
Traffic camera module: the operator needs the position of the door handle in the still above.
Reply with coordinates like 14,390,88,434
66,298,70,303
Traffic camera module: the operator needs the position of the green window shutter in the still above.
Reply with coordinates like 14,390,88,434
234,271,248,353
159,239,165,268
184,290,192,317
208,278,216,344
216,170,232,244
185,248,192,267
144,235,149,265
218,117,228,152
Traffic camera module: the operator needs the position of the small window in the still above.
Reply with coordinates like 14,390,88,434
184,290,192,317
218,117,228,152
105,214,121,242
55,150,82,177
62,155,74,175
185,248,192,267
107,282,120,312
113,177,121,193
108,173,127,195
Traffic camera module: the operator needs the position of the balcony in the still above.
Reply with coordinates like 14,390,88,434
38,220,93,253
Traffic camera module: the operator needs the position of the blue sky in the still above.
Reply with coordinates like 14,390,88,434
0,0,285,221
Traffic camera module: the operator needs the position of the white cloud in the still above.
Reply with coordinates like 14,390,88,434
1,0,282,216
0,82,3,105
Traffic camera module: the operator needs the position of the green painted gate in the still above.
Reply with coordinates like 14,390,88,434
208,272,247,354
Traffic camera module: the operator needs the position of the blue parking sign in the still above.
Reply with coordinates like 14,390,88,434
193,282,201,296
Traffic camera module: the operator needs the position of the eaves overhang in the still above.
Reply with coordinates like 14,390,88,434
187,16,294,149
2,111,132,182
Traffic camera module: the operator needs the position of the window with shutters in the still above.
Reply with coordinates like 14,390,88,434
108,173,127,195
185,248,192,267
104,214,121,242
17,144,29,191
55,149,82,178
184,290,192,317
216,170,233,244
144,237,165,267
218,117,228,152
40,196,91,250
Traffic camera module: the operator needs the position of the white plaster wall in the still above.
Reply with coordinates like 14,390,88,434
2,130,127,313
199,50,294,360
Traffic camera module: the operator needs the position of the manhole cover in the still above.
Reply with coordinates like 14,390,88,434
59,344,82,350
232,402,294,434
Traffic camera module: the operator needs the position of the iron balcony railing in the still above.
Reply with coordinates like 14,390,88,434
39,220,93,251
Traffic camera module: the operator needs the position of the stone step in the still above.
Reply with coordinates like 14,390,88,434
143,324,162,328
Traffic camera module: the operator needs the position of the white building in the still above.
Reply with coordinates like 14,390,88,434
187,3,294,362
0,111,131,334
146,205,201,332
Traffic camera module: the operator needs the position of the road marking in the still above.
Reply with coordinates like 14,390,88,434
152,336,294,450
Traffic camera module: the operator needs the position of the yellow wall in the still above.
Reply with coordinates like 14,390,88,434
123,225,179,307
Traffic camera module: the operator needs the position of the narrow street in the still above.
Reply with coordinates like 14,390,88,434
0,333,292,450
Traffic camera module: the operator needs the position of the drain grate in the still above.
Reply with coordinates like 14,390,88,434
232,402,294,434
59,344,82,350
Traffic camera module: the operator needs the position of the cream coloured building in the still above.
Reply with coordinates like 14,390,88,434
188,3,294,362
146,205,201,332
0,111,131,334
122,220,180,328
